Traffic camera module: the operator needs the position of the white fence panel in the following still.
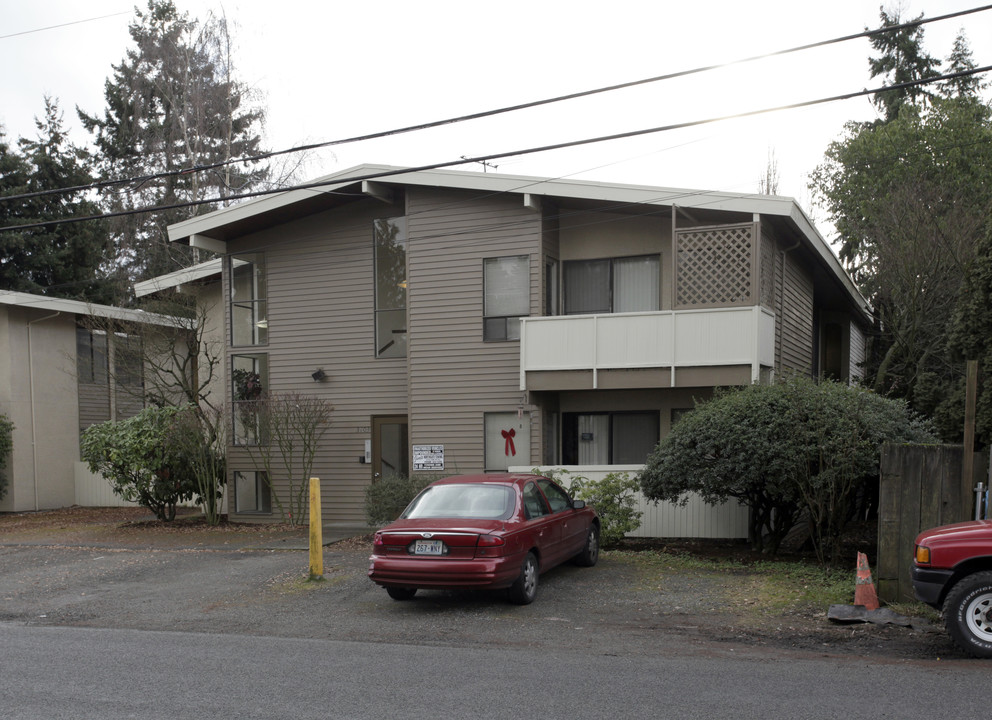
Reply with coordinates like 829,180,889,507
515,465,748,539
74,462,139,507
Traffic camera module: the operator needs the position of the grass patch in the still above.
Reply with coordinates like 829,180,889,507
740,561,852,614
605,548,853,618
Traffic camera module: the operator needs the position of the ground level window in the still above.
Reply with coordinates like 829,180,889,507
485,411,531,471
562,411,659,465
234,470,270,513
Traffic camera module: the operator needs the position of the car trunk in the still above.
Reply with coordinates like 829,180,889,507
376,519,506,559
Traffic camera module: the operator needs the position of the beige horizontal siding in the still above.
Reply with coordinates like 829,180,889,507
224,200,409,524
407,188,542,472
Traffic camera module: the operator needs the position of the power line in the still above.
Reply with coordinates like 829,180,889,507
2,64,988,235
5,3,991,205
0,11,131,40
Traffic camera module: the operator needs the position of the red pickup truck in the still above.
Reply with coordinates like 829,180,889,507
912,520,992,658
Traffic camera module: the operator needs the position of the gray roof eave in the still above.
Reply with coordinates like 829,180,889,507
165,163,870,322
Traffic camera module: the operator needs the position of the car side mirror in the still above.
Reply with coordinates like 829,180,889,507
572,499,586,509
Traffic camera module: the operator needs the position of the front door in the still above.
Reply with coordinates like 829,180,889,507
372,415,408,482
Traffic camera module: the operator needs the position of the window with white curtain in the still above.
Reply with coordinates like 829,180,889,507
564,255,659,315
484,255,530,341
562,411,659,465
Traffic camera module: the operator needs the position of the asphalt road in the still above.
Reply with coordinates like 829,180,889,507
3,622,989,720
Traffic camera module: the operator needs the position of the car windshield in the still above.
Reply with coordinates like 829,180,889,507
402,484,514,520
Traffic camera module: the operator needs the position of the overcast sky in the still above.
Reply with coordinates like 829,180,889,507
2,0,990,238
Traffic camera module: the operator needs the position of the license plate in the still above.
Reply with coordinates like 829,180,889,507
413,539,444,555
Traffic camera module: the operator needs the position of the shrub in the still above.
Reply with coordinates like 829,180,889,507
81,406,203,521
534,467,643,546
0,412,13,501
364,473,436,526
640,376,936,563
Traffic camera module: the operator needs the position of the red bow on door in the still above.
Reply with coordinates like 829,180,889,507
501,428,516,457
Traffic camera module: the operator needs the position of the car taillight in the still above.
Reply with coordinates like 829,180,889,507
476,534,506,557
915,545,930,565
373,532,385,548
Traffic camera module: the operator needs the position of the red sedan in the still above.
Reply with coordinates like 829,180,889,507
368,473,600,604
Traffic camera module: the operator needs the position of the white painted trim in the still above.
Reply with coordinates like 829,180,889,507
0,291,190,328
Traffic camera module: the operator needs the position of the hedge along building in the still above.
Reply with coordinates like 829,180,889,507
159,164,871,530
0,291,191,512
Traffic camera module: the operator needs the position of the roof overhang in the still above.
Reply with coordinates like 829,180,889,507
133,258,223,298
0,291,191,329
165,163,871,323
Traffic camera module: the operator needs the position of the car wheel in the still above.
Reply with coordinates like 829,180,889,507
507,552,539,605
572,524,600,567
944,571,992,658
386,587,417,601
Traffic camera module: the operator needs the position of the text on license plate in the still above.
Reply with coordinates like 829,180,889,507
413,539,444,555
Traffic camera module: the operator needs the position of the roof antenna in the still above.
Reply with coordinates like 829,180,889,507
461,156,498,173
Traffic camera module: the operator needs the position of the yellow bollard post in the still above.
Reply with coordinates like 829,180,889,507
308,477,323,580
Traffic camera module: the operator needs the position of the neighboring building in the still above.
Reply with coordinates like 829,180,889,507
160,164,871,527
0,291,187,512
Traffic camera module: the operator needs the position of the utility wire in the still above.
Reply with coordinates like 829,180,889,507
0,11,131,40
5,3,991,204
3,64,989,234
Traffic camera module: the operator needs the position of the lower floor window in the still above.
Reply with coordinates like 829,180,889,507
485,411,531,471
234,470,271,513
562,411,659,465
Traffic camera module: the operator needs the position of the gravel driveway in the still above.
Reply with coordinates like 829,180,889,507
0,507,957,659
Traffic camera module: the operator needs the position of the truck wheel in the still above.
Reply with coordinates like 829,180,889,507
944,571,992,658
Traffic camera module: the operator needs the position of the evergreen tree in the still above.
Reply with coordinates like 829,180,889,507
939,31,987,100
79,0,268,294
0,99,113,302
810,17,992,443
867,8,941,122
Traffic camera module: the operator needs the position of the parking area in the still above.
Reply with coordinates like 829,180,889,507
0,508,956,659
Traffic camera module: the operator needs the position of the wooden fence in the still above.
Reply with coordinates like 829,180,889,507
877,445,987,603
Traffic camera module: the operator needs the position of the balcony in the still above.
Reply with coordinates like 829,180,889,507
519,306,776,390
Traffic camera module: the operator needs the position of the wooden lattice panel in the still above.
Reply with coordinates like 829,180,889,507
676,225,753,307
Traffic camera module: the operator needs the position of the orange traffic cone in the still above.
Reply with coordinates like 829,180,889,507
854,551,879,610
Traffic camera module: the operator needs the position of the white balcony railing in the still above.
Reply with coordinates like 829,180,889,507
519,306,776,389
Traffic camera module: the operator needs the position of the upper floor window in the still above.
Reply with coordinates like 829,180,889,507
76,327,109,385
484,255,529,341
230,253,267,346
375,217,407,358
564,255,659,315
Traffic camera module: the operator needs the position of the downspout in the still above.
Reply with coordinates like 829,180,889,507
27,311,61,511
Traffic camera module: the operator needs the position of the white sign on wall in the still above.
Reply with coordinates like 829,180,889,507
413,445,444,471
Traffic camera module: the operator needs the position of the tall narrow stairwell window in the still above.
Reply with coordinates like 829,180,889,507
230,253,267,346
374,217,408,358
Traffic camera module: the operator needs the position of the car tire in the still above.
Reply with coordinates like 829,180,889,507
386,587,417,601
572,524,600,567
507,552,539,605
944,571,992,658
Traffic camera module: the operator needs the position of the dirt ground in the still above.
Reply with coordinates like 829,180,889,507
0,506,965,661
